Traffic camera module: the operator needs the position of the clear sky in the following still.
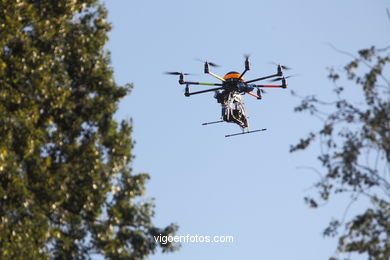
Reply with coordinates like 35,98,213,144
103,1,389,259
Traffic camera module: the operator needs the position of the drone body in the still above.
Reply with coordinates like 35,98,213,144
166,57,289,137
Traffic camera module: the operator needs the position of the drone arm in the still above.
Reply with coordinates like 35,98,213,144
203,62,225,82
246,91,260,99
207,71,225,82
238,69,248,81
181,81,223,87
252,84,287,89
245,73,279,84
186,87,224,96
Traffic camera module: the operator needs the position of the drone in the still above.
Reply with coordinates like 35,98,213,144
166,56,290,137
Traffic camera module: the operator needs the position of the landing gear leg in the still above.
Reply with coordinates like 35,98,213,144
225,128,267,138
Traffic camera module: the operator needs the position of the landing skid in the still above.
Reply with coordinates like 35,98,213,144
202,120,224,126
225,128,267,138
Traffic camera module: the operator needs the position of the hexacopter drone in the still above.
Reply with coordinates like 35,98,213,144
166,56,290,137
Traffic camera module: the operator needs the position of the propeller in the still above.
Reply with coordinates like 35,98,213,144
164,72,192,75
279,65,292,70
244,54,252,60
269,75,295,82
269,62,292,70
195,58,220,68
253,87,266,94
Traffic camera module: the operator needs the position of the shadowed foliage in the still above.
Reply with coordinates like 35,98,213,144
0,0,177,259
292,44,390,260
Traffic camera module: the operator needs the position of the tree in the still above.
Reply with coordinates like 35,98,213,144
290,41,390,260
291,43,390,260
0,0,177,258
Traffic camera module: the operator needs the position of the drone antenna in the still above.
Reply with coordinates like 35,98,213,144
277,64,283,76
245,55,250,71
184,84,190,96
239,55,250,81
256,88,262,99
282,77,287,88
204,62,209,74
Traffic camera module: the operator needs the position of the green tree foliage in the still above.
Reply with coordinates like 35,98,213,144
0,0,177,258
291,44,390,260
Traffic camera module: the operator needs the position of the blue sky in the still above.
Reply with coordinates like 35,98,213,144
103,1,389,259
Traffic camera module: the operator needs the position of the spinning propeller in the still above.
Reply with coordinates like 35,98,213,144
269,62,292,71
269,75,295,82
164,71,193,84
164,72,192,75
195,58,220,68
